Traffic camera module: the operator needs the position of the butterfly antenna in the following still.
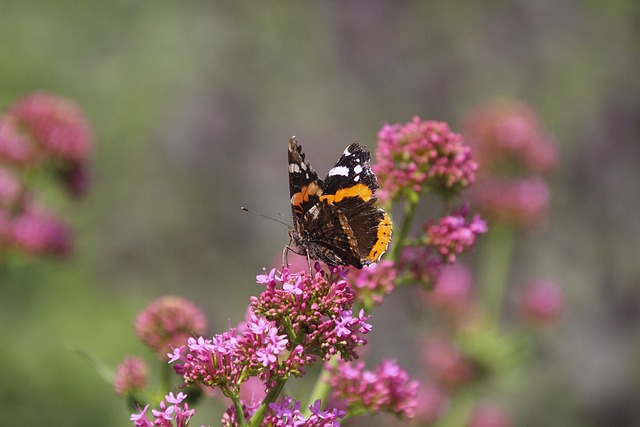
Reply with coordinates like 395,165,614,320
241,207,291,228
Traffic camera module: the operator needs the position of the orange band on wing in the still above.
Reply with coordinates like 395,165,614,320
292,182,323,212
365,213,392,262
319,183,373,205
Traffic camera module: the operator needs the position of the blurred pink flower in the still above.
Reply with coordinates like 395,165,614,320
11,207,72,257
413,382,448,423
135,296,209,359
472,177,550,229
0,115,37,166
10,91,93,161
467,402,512,427
517,279,564,327
423,264,475,317
463,99,558,176
114,356,149,396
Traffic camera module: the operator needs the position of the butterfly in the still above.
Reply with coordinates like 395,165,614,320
287,136,392,269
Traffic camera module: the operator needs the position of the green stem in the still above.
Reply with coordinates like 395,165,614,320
389,196,419,261
248,377,288,427
477,222,516,326
301,359,337,417
230,393,247,427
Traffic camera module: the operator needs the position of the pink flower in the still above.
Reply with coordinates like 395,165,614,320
472,177,550,229
131,392,196,427
468,402,512,427
11,206,72,257
414,383,448,423
517,279,564,327
114,356,148,396
424,205,488,264
463,99,558,176
398,245,443,288
0,115,36,166
262,396,344,427
463,99,558,231
9,91,93,161
328,359,419,420
423,264,474,317
135,296,209,359
348,260,397,306
252,267,371,363
373,116,477,202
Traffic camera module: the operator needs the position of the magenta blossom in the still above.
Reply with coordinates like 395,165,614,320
328,359,419,420
130,392,196,427
251,267,372,363
348,260,397,307
373,116,477,202
424,205,488,264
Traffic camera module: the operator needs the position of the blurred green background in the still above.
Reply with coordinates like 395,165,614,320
1,1,639,426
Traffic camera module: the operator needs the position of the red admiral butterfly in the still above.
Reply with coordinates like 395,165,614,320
287,136,392,269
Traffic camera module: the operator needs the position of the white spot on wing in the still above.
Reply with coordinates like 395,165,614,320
309,205,320,219
343,147,352,156
289,163,300,173
354,175,360,182
328,166,349,177
354,164,363,174
300,162,307,170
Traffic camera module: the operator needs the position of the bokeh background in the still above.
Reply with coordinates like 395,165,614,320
1,1,639,426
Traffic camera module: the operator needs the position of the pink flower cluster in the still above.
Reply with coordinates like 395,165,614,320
221,397,344,427
114,356,149,396
327,359,419,420
424,205,488,264
348,260,397,307
463,99,557,176
422,264,475,319
8,92,93,163
135,296,209,359
0,92,93,259
471,177,550,229
463,99,558,230
251,266,372,362
169,267,371,395
373,116,478,203
131,392,195,427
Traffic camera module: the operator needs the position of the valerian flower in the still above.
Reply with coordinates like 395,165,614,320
135,296,209,360
373,116,477,203
328,359,419,420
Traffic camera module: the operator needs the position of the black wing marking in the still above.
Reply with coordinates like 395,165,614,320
323,143,379,194
288,136,321,196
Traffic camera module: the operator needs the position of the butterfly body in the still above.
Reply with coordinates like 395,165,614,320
287,137,392,269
